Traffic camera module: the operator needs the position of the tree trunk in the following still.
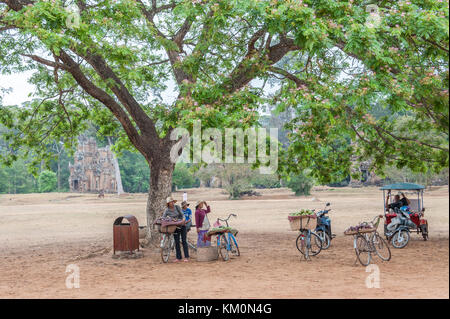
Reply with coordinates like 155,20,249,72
144,153,175,246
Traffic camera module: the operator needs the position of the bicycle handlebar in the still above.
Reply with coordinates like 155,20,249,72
218,213,237,222
370,215,384,229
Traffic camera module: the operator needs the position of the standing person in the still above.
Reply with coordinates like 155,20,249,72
195,200,211,247
181,201,192,232
162,196,189,262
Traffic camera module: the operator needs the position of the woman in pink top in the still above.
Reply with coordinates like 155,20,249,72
195,200,211,247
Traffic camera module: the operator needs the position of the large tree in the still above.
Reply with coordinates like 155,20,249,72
0,0,448,242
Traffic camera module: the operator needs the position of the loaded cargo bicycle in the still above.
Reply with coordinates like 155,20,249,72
207,213,240,261
344,215,391,266
288,209,322,260
154,217,185,263
154,217,196,263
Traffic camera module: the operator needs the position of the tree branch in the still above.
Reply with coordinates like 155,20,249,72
372,123,448,151
422,38,449,53
21,54,69,70
268,66,308,88
56,50,147,155
223,37,301,93
173,17,193,49
70,45,159,142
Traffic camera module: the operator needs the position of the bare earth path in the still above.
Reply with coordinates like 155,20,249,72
0,186,448,298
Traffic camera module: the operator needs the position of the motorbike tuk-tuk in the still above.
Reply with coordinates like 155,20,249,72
380,183,429,248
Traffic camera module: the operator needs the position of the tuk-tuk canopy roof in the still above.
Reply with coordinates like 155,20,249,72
380,182,425,190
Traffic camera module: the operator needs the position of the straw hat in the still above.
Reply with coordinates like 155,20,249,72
181,201,189,207
166,196,177,204
195,200,205,207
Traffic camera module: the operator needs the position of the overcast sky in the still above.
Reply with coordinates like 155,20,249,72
0,72,35,106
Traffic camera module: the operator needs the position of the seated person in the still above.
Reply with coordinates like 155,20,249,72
386,191,411,212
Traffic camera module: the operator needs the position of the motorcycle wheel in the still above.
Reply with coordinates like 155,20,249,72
391,230,410,249
315,230,331,250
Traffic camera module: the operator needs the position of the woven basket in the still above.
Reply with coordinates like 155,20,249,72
158,224,177,234
196,246,218,262
207,228,231,236
344,228,375,236
288,215,317,231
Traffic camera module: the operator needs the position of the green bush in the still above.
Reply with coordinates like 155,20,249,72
172,164,199,190
286,173,313,196
250,173,281,189
0,159,38,194
38,170,57,193
225,180,252,200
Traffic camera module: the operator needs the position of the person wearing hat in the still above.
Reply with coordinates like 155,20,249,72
162,196,189,262
181,201,192,232
195,200,212,247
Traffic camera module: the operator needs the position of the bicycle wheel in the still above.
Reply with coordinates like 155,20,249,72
391,230,410,249
218,234,230,261
160,234,172,263
309,232,323,256
296,230,308,257
228,233,240,257
315,230,331,250
372,233,391,261
354,235,371,266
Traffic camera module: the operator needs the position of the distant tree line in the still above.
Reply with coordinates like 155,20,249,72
1,105,448,196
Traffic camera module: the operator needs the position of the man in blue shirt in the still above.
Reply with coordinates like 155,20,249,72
181,201,192,232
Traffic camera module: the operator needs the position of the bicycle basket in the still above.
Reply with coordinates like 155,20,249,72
288,215,317,231
344,227,375,236
158,224,177,233
207,227,232,236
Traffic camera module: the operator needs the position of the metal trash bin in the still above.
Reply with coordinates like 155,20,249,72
113,215,140,255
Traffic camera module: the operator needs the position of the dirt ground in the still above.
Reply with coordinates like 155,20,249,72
0,186,448,299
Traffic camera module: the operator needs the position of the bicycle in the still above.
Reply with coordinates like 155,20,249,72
353,215,391,266
215,214,240,261
160,230,175,263
160,223,196,263
296,228,322,260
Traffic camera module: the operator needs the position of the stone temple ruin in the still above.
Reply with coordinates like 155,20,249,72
68,136,118,193
349,160,381,187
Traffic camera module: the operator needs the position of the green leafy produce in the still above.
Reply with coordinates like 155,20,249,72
207,226,233,236
289,209,314,217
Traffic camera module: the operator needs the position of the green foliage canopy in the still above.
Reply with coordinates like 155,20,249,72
285,171,313,196
38,169,57,192
0,0,448,188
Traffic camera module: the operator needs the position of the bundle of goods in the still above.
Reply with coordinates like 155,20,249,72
288,209,317,231
207,226,238,237
344,222,375,235
154,216,185,233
